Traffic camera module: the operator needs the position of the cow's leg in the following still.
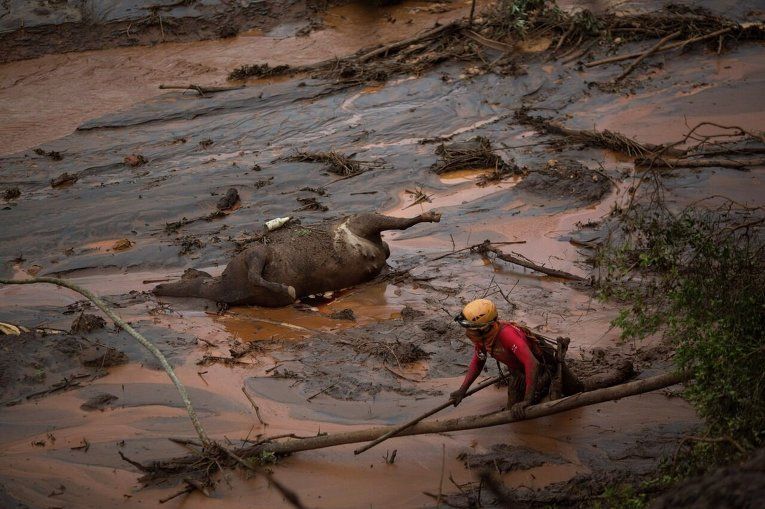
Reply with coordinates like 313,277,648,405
347,211,441,239
236,246,296,306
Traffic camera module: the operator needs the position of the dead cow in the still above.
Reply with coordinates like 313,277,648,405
153,211,441,306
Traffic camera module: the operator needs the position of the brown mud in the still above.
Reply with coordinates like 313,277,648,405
1,0,764,508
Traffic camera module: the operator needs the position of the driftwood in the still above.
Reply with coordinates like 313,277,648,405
635,156,765,170
253,371,685,456
514,110,678,158
477,241,588,282
159,84,244,96
354,375,503,455
585,26,738,68
613,30,681,82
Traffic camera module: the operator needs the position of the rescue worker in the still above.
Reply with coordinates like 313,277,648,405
449,299,584,418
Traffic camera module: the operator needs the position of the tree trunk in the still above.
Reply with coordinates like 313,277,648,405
255,371,685,456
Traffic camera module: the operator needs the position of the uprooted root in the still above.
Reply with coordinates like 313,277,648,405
431,137,521,181
516,110,765,168
278,151,364,176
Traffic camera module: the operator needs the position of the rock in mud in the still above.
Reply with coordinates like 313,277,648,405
70,313,106,334
400,305,425,322
458,444,567,473
123,154,147,167
80,392,118,411
3,187,21,200
50,172,78,188
111,239,133,251
216,188,241,211
329,308,356,321
79,345,128,368
34,148,63,161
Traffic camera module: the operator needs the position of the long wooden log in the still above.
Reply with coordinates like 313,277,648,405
256,371,685,456
485,245,588,282
635,156,765,170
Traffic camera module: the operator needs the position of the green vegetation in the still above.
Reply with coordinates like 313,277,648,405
597,200,764,450
589,166,764,504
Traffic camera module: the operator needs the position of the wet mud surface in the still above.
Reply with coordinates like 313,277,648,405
1,0,315,63
1,1,764,508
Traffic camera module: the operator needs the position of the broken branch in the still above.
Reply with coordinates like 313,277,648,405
159,84,244,96
479,242,588,282
613,30,681,82
0,277,210,446
635,156,765,170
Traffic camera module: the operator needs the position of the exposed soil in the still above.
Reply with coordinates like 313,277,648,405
0,0,763,508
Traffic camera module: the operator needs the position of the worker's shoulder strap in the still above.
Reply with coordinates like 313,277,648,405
506,322,548,361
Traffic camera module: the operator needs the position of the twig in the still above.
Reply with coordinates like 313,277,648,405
158,485,194,504
0,277,210,446
586,27,735,68
216,444,308,509
673,434,747,467
258,371,687,457
241,386,267,425
613,30,681,82
306,383,337,402
429,240,526,262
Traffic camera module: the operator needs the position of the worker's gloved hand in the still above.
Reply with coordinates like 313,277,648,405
449,389,466,407
510,401,530,419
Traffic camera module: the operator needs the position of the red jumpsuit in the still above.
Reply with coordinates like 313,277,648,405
457,321,542,402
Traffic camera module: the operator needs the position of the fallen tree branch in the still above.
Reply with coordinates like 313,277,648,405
478,242,588,282
585,26,737,68
0,277,210,446
514,110,678,158
254,371,686,456
613,30,681,82
429,240,526,262
159,84,244,96
635,156,765,170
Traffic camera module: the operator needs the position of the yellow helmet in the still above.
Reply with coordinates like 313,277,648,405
455,299,498,329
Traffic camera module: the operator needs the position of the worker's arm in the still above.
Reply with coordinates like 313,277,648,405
450,347,486,406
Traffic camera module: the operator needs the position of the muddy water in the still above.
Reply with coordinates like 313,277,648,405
0,1,478,156
2,4,764,509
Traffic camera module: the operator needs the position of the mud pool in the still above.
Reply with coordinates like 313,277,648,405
1,1,764,508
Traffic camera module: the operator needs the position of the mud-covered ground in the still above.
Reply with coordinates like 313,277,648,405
0,0,331,64
1,1,764,508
